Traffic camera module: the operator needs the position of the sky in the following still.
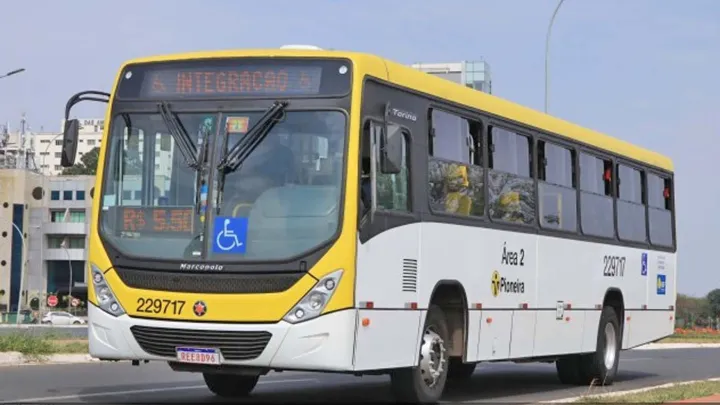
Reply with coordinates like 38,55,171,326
1,0,718,297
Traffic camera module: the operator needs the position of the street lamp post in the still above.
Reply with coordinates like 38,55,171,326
11,223,27,325
544,0,567,114
0,68,25,80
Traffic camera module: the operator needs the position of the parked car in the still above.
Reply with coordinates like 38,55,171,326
41,311,86,325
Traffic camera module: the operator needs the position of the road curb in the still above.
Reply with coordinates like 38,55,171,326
632,342,720,350
0,352,100,367
543,377,720,403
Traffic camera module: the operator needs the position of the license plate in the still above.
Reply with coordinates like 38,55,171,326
176,347,221,365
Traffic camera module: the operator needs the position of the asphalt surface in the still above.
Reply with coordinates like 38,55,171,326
1,348,718,404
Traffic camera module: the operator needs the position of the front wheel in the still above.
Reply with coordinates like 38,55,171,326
203,373,259,398
390,304,450,403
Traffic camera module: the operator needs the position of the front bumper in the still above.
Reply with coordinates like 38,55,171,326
88,304,357,371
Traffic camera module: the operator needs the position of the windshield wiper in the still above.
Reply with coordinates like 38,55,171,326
216,101,288,173
157,102,200,169
215,101,288,214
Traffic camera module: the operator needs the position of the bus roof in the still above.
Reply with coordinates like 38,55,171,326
120,48,673,172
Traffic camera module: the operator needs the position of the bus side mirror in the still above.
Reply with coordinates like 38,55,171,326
60,119,80,167
379,124,402,175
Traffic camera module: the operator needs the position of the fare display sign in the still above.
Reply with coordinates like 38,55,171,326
115,58,351,100
113,206,195,235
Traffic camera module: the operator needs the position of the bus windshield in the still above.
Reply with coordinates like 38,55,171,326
99,109,347,263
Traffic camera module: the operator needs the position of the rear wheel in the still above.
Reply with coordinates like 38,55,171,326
390,304,450,403
581,306,621,385
203,373,259,398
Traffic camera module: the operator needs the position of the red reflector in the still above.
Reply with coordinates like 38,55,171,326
475,303,483,309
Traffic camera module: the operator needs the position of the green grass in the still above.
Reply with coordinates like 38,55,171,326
659,334,720,343
0,333,88,360
576,380,720,403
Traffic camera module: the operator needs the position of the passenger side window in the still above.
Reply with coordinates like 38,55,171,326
647,173,674,246
579,153,614,238
374,122,410,212
427,109,484,217
616,164,646,242
538,140,577,232
487,126,535,225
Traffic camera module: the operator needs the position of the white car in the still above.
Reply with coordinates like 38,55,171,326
41,311,86,325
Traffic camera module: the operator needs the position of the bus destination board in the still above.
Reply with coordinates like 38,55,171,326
115,58,351,100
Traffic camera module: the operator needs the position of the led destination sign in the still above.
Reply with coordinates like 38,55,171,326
116,58,351,100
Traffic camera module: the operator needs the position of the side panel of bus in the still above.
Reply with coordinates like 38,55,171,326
352,78,676,371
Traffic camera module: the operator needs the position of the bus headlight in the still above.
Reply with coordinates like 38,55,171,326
283,269,343,324
91,264,126,317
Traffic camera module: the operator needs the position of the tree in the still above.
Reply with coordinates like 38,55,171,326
61,147,100,175
707,289,720,317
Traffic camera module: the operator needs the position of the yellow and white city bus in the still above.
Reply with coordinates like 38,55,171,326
59,45,676,403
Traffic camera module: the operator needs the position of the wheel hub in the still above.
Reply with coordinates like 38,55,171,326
603,322,617,370
419,327,447,388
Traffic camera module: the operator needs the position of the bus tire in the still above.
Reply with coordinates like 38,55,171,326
203,373,259,398
447,357,476,381
390,304,450,403
580,306,621,385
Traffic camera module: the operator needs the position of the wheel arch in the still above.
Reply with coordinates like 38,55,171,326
427,280,469,358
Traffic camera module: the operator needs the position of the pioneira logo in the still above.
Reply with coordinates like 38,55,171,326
179,263,224,271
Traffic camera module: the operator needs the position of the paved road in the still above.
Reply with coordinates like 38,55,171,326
1,348,718,404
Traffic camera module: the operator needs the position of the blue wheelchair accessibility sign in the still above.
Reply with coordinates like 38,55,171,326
641,252,648,276
212,217,248,254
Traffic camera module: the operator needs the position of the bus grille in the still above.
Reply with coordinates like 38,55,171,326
130,326,272,361
115,268,302,294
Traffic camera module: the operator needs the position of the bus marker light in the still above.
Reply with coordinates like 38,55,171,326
362,318,370,327
486,318,492,324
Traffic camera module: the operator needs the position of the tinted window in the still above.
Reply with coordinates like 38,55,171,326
490,127,530,177
538,141,577,232
579,153,614,238
428,160,484,217
428,110,483,217
488,127,535,225
62,190,73,201
647,173,673,246
430,109,481,165
50,190,60,201
616,164,646,242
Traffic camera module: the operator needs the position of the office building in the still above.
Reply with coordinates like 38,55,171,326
0,169,93,313
411,60,493,94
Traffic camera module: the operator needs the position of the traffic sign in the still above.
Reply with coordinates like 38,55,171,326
47,295,58,307
71,298,80,307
